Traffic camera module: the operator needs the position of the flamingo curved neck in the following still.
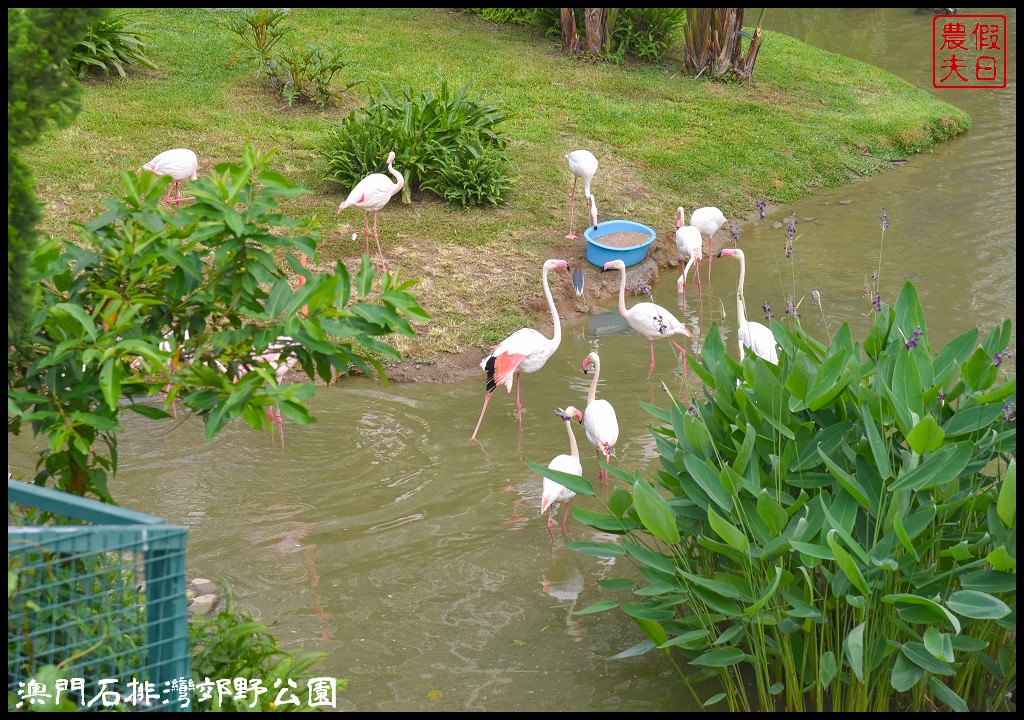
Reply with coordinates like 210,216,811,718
565,418,580,458
542,265,561,348
615,266,629,320
387,160,405,198
683,255,695,282
734,253,748,329
587,356,601,405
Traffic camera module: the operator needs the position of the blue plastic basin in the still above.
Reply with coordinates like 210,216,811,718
584,220,657,269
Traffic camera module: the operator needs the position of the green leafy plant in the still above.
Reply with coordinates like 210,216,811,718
683,8,764,82
68,11,157,79
7,143,429,501
272,43,362,108
321,74,510,207
616,8,686,62
225,7,293,78
535,281,1016,712
420,144,513,208
190,590,344,712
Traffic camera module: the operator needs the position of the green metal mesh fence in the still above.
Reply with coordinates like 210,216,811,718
8,479,190,712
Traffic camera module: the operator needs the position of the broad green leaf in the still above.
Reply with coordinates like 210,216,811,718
932,326,978,384
996,460,1015,527
901,641,955,675
597,578,636,591
707,507,749,554
683,454,734,512
789,540,833,560
622,541,675,574
986,546,1016,570
609,639,656,659
658,629,709,650
827,530,870,596
633,478,681,544
946,589,1011,619
757,490,788,533
701,693,727,707
356,254,373,298
817,446,872,512
906,414,945,455
572,601,618,615
526,460,594,497
567,541,624,558
861,404,893,479
883,593,961,633
819,651,837,687
629,615,669,650
924,627,955,663
927,677,969,712
99,358,120,411
678,571,743,599
891,347,925,429
942,403,1007,437
890,652,924,692
888,442,973,491
691,648,745,668
843,622,866,683
743,566,783,617
52,302,98,340
713,624,745,646
960,570,1016,594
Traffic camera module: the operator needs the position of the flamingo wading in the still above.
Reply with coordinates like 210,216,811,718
564,150,599,240
470,258,569,440
717,248,779,365
143,149,198,206
603,258,694,380
675,207,704,303
688,205,728,283
337,150,404,272
582,351,619,484
540,406,584,534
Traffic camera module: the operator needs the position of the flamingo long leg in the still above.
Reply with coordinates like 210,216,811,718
372,211,387,273
647,340,657,381
562,501,570,534
515,373,523,422
671,340,689,376
566,177,578,239
363,213,371,256
470,392,493,440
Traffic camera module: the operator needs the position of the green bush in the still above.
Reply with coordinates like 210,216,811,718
225,7,293,78
321,75,510,207
535,281,1016,712
272,43,361,108
420,144,513,208
68,11,157,78
190,590,345,712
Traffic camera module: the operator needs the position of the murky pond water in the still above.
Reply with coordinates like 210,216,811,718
7,9,1015,712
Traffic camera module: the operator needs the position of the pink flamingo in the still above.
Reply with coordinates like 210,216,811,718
470,258,569,440
675,207,704,303
582,351,619,484
540,406,584,534
688,205,728,283
603,258,694,380
143,149,198,206
337,151,404,272
718,248,779,364
564,150,599,239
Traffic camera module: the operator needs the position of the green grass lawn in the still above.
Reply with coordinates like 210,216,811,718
23,8,971,367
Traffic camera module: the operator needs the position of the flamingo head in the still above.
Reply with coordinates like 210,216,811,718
676,274,687,292
386,150,396,166
544,258,569,272
675,207,685,228
555,406,583,424
718,248,743,260
582,351,599,374
588,195,598,229
602,259,625,273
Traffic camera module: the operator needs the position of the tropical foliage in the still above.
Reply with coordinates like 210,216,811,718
7,144,429,502
321,76,511,207
68,10,157,79
534,281,1016,711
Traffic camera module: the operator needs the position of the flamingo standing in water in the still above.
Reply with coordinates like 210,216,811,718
688,205,728,283
470,258,569,440
717,248,779,365
337,150,404,272
603,259,694,380
581,351,619,483
221,336,302,445
143,149,198,206
675,207,704,303
564,150,599,239
540,406,584,534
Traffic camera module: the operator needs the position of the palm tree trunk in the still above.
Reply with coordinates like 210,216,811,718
560,8,580,53
584,8,606,57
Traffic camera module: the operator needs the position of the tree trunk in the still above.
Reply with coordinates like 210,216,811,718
560,8,579,54
584,8,606,57
683,8,763,83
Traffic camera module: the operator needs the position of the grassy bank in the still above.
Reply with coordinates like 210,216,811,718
23,8,971,372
